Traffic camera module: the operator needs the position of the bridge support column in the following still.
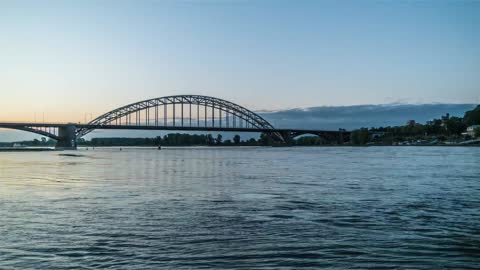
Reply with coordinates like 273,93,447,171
269,131,293,146
55,124,77,150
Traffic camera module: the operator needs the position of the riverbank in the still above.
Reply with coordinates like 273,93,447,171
1,144,479,152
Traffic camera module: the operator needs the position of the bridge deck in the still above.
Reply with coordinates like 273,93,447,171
0,122,349,135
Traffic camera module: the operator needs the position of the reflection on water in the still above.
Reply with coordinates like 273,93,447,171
1,147,479,269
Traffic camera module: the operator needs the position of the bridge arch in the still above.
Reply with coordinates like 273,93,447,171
77,95,277,138
279,129,349,144
0,125,60,141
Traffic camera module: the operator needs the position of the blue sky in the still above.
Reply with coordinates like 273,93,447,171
0,0,479,124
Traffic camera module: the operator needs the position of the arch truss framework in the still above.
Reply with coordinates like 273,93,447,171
0,124,60,140
0,95,350,149
77,95,277,138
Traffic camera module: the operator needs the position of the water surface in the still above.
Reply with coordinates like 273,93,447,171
1,147,479,269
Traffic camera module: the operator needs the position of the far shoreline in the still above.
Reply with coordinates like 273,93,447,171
1,144,479,152
0,148,55,152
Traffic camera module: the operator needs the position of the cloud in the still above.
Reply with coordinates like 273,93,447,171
259,103,477,130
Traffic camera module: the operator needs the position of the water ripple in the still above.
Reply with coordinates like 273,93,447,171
1,147,479,269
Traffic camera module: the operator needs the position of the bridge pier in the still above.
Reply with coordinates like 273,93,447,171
55,124,77,150
267,131,293,146
279,131,294,145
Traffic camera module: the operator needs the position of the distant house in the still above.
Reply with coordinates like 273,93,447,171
463,125,480,137
13,143,26,148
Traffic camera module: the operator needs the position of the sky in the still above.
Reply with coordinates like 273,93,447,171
0,0,479,124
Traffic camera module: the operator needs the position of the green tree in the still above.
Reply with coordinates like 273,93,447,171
444,117,467,135
475,127,480,138
247,138,257,145
259,133,273,146
206,134,214,145
155,136,162,146
425,120,443,135
464,105,480,126
350,128,370,145
216,134,223,145
233,134,241,144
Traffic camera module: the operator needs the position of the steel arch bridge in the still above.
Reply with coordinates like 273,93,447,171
76,95,277,138
0,95,350,149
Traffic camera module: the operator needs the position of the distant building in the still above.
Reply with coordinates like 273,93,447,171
441,113,450,121
463,125,480,137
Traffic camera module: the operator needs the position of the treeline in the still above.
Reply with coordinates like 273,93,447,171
3,132,340,148
350,104,480,145
79,133,266,147
76,133,338,147
0,137,57,147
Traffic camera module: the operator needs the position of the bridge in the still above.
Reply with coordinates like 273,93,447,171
0,95,350,149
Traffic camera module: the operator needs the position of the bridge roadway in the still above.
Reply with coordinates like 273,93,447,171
0,94,350,149
0,122,349,149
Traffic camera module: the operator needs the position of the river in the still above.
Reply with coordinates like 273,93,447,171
1,146,479,269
